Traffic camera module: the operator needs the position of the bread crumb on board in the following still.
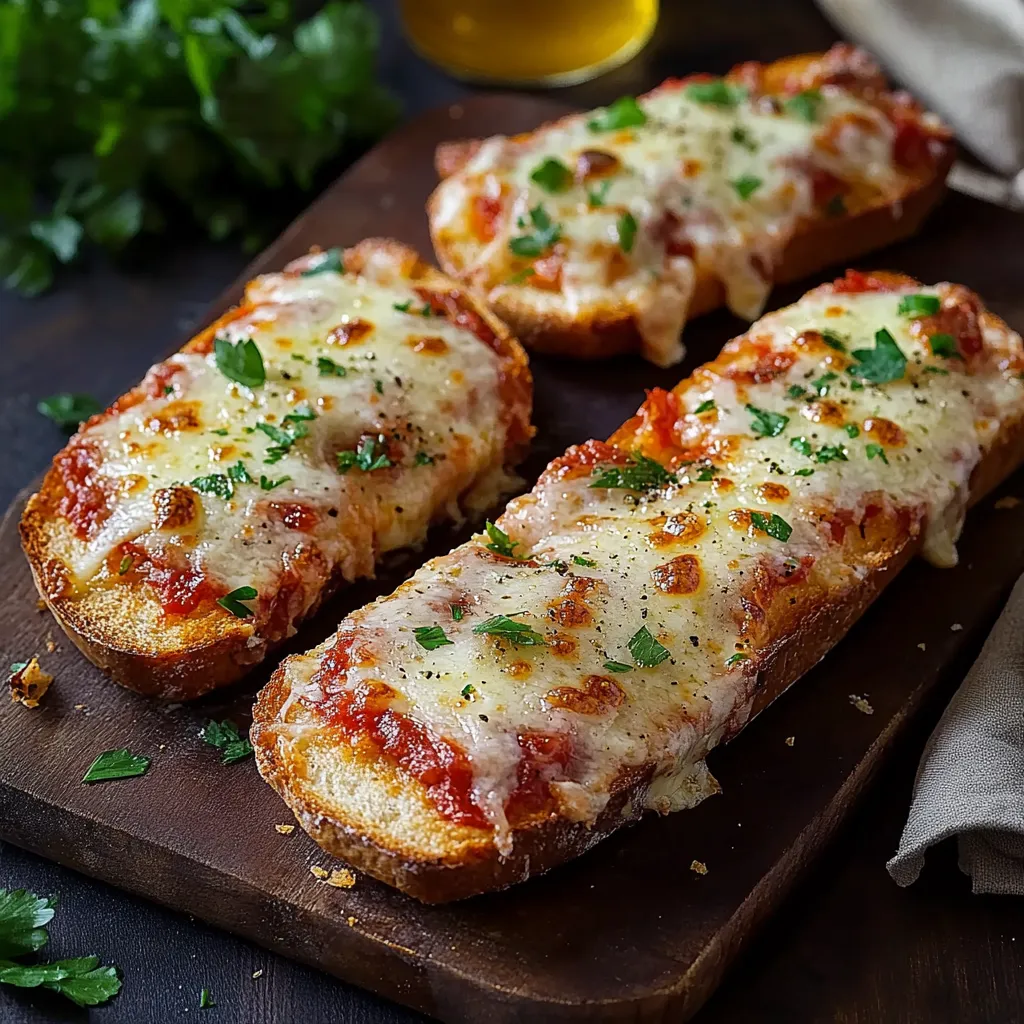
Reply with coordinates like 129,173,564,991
346,916,358,927
251,970,263,980
326,868,356,889
917,642,927,651
8,657,53,708
995,496,1021,509
785,736,795,747
310,865,329,880
951,623,963,632
275,824,295,835
849,694,874,715
690,860,708,876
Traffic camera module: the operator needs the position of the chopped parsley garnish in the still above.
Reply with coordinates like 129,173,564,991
897,293,940,317
793,467,815,476
210,428,229,436
821,330,847,351
300,248,344,276
866,443,889,465
393,300,413,312
414,451,435,465
604,661,633,673
746,403,789,437
506,267,536,285
811,371,838,396
37,393,102,430
685,78,744,107
483,520,520,558
730,125,758,151
118,555,133,575
190,473,234,500
784,89,822,122
587,95,647,132
587,180,612,207
695,398,716,414
227,460,252,484
924,366,950,376
726,652,750,666
530,157,573,193
473,615,546,646
844,423,860,438
696,464,719,482
374,378,384,394
509,204,561,257
317,355,348,377
790,436,813,457
82,748,150,784
572,555,597,567
731,174,762,201
617,211,638,253
847,328,907,384
750,511,793,541
419,303,434,317
450,604,464,621
0,887,121,1006
200,720,253,765
257,419,309,463
929,333,962,359
787,384,807,400
259,474,290,491
814,444,848,464
825,194,847,217
414,625,453,651
284,404,315,424
461,684,476,700
590,452,676,492
627,625,671,668
214,336,265,388
336,435,392,473
217,585,257,618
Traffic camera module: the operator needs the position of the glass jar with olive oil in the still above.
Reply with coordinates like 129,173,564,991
400,0,659,86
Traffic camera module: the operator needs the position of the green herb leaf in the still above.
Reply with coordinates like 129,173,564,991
214,337,266,389
730,125,758,151
790,436,813,457
811,371,838,396
82,749,150,784
627,625,671,668
118,555,133,575
317,356,348,377
726,652,750,666
695,399,716,414
603,660,633,673
929,333,962,359
696,464,719,482
200,987,216,1009
591,452,676,492
587,95,647,132
393,300,413,312
685,79,744,107
337,435,392,473
847,328,907,384
506,267,536,285
784,89,822,122
750,511,793,542
259,474,291,491
301,248,344,276
473,615,546,646
200,720,254,765
746,404,789,437
731,174,762,201
587,180,612,207
227,461,253,485
461,684,476,700
530,157,573,193
616,211,638,253
821,330,847,351
414,451,434,466
37,393,101,430
793,467,815,476
572,555,597,567
414,625,453,651
217,585,257,618
509,204,561,257
257,419,308,463
190,474,234,500
0,889,55,959
0,956,121,1007
450,604,464,621
814,444,848,464
897,293,940,317
484,520,520,558
787,384,808,400
866,443,889,465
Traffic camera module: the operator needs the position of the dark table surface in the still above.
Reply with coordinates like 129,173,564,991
3,2,1023,1022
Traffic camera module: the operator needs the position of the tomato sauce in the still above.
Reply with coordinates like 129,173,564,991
415,286,497,347
54,440,113,540
505,730,574,824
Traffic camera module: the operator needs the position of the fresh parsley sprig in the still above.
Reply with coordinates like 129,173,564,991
587,96,647,132
200,720,253,765
214,337,266,389
509,204,561,258
473,615,546,646
37,393,101,431
590,453,676,492
847,328,907,384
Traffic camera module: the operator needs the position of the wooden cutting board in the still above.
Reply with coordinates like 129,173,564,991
3,95,1024,1024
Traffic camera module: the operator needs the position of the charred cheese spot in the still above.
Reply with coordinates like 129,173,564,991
651,554,702,595
326,319,373,346
409,335,449,355
146,401,201,434
756,482,791,502
864,417,907,447
548,575,602,627
728,508,755,532
648,511,706,547
505,660,532,678
801,400,845,426
549,632,578,657
575,150,619,180
546,674,625,714
154,486,201,531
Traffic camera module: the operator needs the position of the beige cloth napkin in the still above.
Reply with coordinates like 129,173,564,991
887,575,1024,893
818,0,1024,203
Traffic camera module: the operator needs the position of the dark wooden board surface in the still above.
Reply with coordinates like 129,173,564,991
3,93,1024,1023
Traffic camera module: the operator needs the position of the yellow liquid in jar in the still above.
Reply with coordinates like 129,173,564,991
400,0,659,86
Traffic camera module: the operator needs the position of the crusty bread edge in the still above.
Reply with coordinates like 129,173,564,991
19,238,533,701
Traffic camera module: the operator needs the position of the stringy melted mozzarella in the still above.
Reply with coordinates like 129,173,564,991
67,266,516,623
293,283,1023,852
432,80,918,367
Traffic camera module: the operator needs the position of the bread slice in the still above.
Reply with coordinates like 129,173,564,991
20,239,532,700
428,45,954,366
253,271,1024,902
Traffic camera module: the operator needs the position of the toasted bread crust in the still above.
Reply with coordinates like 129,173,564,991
428,50,955,362
252,284,1024,903
20,239,533,701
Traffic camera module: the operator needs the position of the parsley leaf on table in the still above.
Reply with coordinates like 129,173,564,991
82,749,150,783
37,393,102,430
200,720,253,765
0,889,55,959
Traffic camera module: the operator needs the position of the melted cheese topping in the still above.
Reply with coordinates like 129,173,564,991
63,254,520,636
431,55,945,367
286,278,1024,852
